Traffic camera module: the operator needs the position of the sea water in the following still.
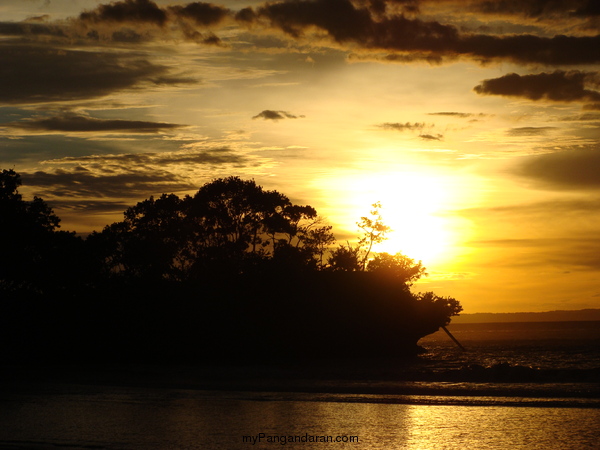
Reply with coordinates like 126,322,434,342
1,321,599,449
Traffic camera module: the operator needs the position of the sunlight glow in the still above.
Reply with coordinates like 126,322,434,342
357,172,452,264
321,169,473,267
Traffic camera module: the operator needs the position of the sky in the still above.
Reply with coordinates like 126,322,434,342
1,0,600,313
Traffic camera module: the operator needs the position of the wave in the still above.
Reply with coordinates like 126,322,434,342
417,362,600,383
218,386,600,409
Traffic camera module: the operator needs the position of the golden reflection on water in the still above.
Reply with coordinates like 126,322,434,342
404,404,599,450
1,387,599,449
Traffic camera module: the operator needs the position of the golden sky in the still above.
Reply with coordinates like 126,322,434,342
2,0,600,313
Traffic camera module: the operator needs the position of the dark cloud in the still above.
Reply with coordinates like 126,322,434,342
352,0,421,16
79,0,230,27
428,112,474,118
378,122,426,131
472,0,600,28
244,0,600,65
515,145,600,189
75,0,232,43
507,127,556,136
9,113,183,133
572,0,600,17
22,166,192,199
475,0,592,18
0,2,233,45
426,1,599,35
0,21,67,38
474,71,600,108
168,2,230,26
51,147,250,167
5,0,599,64
110,28,144,42
252,110,304,121
0,135,131,165
419,133,443,140
377,121,442,140
19,147,253,199
79,0,168,26
0,44,177,105
559,112,600,121
427,112,492,120
49,200,134,214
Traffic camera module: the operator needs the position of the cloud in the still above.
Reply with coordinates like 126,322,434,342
559,112,600,121
0,21,67,38
473,0,596,17
472,0,600,28
0,1,234,45
79,0,168,26
168,2,230,26
13,144,270,232
20,147,261,200
8,113,183,134
78,0,230,27
252,110,305,121
0,43,187,105
515,145,600,190
49,200,134,215
507,127,556,136
46,147,252,169
428,112,473,118
474,71,600,109
419,133,443,140
377,121,443,140
22,166,193,199
74,0,232,44
378,122,426,131
241,0,600,65
5,0,599,64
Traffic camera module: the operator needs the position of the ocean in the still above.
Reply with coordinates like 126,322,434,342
0,321,599,449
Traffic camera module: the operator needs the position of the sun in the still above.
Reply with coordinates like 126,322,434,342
364,172,453,264
320,169,469,266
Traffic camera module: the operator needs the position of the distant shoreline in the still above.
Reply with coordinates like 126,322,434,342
451,309,600,323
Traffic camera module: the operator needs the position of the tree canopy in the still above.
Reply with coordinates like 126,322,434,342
88,176,336,280
0,169,83,293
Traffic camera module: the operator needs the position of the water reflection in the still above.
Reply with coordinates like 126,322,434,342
406,404,600,449
0,386,598,449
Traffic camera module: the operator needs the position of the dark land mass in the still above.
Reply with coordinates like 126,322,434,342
1,272,456,366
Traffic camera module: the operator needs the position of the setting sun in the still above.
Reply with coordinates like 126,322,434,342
320,169,472,267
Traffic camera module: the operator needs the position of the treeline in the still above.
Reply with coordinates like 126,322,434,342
0,169,461,363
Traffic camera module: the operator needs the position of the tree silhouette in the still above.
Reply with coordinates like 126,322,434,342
0,169,82,293
93,176,335,279
327,202,391,272
0,169,463,363
327,242,363,271
188,177,289,254
413,291,463,333
87,194,186,280
357,201,390,269
367,252,427,286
